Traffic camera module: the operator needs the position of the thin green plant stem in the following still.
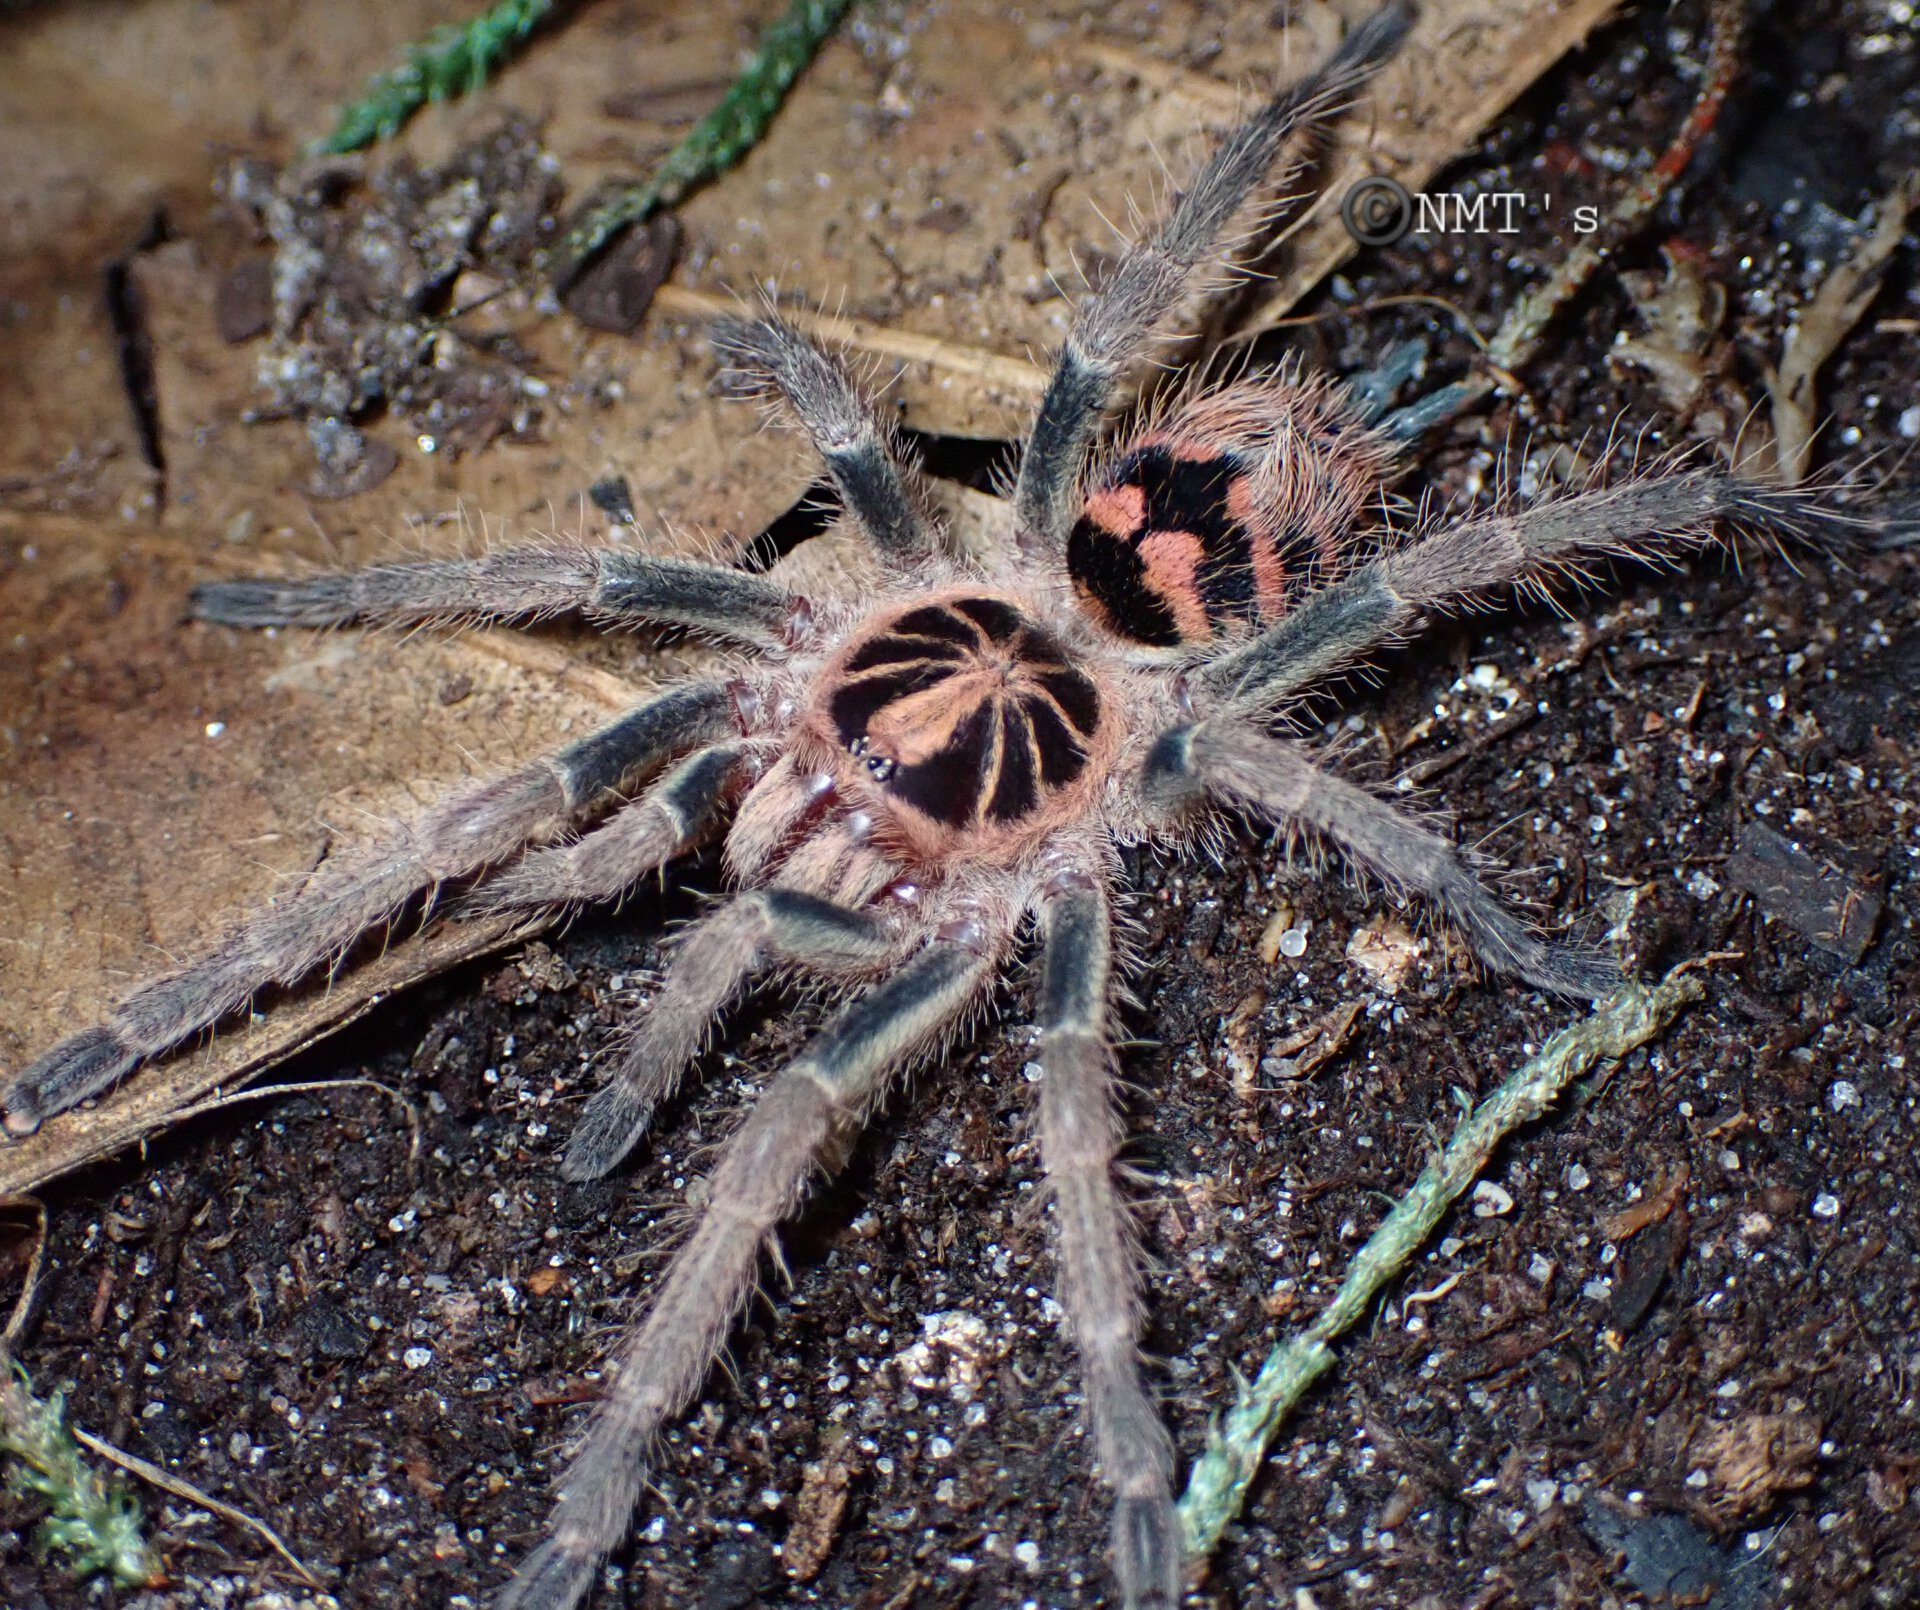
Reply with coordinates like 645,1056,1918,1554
549,0,853,285
0,1363,159,1587
314,0,562,155
71,1422,325,1588
1177,967,1708,1561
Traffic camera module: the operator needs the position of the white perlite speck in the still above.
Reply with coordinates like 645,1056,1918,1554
1471,1180,1514,1217
1685,869,1721,901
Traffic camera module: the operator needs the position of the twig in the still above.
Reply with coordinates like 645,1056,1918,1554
71,1425,326,1589
166,1076,424,1166
0,1194,48,1351
1483,0,1743,376
548,0,853,287
1177,966,1708,1563
1399,702,1541,786
313,0,564,155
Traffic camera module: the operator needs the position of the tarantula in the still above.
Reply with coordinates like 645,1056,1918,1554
4,3,1810,1605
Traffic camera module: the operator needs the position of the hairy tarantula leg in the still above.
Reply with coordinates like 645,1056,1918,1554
1011,0,1411,558
462,744,746,917
1203,467,1806,707
562,888,899,1182
495,932,1004,1610
191,548,804,650
0,684,733,1136
1143,721,1620,1000
1033,857,1181,1609
712,314,938,562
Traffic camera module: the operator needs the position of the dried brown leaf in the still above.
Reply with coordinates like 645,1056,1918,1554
1770,172,1920,484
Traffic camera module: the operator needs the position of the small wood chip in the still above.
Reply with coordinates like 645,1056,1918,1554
1257,905,1297,966
562,213,683,334
1726,821,1884,964
1771,171,1920,483
1603,1164,1691,1243
1223,990,1268,1102
1689,1412,1822,1520
1605,1204,1689,1335
783,1433,855,1582
1346,915,1426,993
1260,1001,1363,1084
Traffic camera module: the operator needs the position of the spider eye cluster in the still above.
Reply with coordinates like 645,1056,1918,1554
823,596,1103,833
1066,376,1389,648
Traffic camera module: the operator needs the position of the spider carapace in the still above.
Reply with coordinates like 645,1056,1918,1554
814,592,1113,860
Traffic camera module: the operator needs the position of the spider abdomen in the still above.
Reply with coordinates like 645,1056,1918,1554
1067,375,1392,647
813,592,1112,858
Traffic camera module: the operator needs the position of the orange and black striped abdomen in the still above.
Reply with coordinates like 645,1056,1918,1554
1068,443,1328,647
826,598,1102,831
1067,378,1391,648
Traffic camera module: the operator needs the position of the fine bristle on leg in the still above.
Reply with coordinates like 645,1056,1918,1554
562,887,899,1181
1033,857,1182,1607
1204,466,1822,708
1,684,733,1135
192,547,803,649
492,933,1004,1610
1143,721,1620,999
1012,2,1412,558
463,745,745,918
712,313,938,563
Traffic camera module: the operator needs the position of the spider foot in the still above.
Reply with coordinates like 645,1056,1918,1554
190,577,342,627
1114,1492,1185,1610
491,1535,597,1610
561,1081,655,1182
1,1028,136,1137
1531,944,1626,1003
